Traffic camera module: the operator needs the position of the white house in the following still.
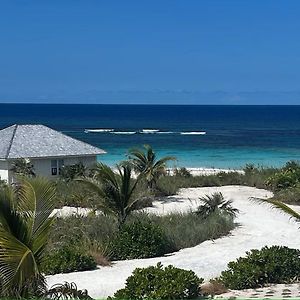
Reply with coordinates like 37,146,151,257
0,124,106,182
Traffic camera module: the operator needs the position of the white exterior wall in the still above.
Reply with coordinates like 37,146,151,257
31,155,97,179
0,160,9,181
4,155,97,182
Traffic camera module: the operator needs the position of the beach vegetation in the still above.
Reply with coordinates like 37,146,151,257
196,192,239,219
265,160,300,191
254,195,300,222
220,246,300,289
111,262,203,300
45,281,92,300
174,167,192,178
111,220,174,260
77,163,141,229
10,158,36,177
55,179,99,208
42,246,97,275
149,211,235,251
270,185,300,204
48,211,235,267
128,144,176,190
48,213,117,267
0,177,56,298
60,162,88,181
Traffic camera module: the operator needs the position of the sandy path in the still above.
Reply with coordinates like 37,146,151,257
47,186,300,299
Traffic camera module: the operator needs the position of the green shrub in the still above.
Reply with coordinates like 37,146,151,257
266,161,300,191
60,162,87,181
112,262,203,300
111,221,174,260
220,246,300,289
42,247,97,275
174,167,192,178
266,170,300,190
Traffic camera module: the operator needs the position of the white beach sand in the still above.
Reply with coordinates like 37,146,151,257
168,167,244,176
47,185,300,298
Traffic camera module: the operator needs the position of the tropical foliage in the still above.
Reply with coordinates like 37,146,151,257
266,161,300,191
0,177,56,298
77,163,141,228
196,192,239,219
60,162,87,182
128,144,175,189
220,246,300,289
112,263,203,300
10,158,36,177
42,246,96,275
45,282,92,300
48,211,235,267
111,220,174,259
255,196,300,222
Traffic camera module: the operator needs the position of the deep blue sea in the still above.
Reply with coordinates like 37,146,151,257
0,104,300,169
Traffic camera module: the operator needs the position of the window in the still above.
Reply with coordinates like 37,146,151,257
51,159,64,176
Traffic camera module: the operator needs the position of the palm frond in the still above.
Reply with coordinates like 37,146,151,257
0,177,55,297
253,197,300,221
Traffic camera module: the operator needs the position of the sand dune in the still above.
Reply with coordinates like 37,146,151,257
47,186,300,299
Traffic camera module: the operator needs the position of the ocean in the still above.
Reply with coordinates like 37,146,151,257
0,104,300,169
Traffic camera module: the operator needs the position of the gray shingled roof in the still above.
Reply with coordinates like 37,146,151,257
0,124,106,159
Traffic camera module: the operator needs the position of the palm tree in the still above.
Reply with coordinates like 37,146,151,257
10,158,36,177
196,192,239,219
128,145,175,190
77,163,140,229
254,197,300,222
0,177,56,298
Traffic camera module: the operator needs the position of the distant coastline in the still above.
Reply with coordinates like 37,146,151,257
1,104,300,169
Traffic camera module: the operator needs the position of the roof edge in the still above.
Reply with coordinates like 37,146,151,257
4,125,17,159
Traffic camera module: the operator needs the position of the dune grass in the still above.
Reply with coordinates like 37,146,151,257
48,211,235,265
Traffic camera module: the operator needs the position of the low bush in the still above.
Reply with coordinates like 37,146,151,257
174,167,192,178
266,161,300,191
42,246,97,275
220,246,300,289
60,162,87,181
112,262,203,300
111,220,174,260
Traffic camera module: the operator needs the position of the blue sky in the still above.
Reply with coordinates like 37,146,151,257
1,0,300,104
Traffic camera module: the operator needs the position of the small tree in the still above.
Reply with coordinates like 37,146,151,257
77,163,141,229
128,145,175,190
60,162,87,181
196,192,239,219
10,158,35,177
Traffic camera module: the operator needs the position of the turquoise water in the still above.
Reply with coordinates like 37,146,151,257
0,104,300,169
99,147,300,169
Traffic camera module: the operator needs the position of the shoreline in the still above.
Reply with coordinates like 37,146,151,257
167,167,244,176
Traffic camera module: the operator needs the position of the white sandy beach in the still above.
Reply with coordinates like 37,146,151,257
167,167,244,176
47,185,300,298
